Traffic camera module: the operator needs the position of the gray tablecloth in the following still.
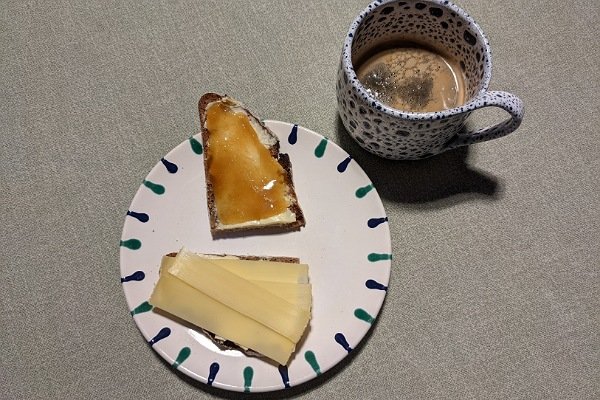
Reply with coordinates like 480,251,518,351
2,1,598,399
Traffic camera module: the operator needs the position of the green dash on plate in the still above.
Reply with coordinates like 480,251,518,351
189,136,203,154
172,347,191,368
304,351,322,376
354,308,374,324
143,180,165,195
130,301,153,315
368,252,392,262
355,184,374,198
120,238,141,250
243,366,254,393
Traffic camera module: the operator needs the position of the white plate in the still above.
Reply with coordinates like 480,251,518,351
119,121,391,392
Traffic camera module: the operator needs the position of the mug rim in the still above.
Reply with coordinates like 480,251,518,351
343,0,493,120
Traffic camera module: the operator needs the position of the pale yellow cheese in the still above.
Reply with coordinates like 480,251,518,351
251,281,312,311
160,255,309,283
168,248,310,343
159,255,312,310
149,272,296,365
206,258,309,284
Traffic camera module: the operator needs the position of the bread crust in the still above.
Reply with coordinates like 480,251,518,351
164,251,299,264
198,93,305,237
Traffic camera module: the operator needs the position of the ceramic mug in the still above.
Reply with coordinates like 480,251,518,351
337,0,524,160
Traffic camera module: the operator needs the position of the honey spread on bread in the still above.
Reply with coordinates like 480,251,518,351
205,101,289,224
199,93,305,234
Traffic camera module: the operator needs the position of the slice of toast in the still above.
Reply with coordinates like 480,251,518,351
159,251,311,363
199,93,305,236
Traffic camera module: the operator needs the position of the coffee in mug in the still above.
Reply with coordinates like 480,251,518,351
356,42,466,112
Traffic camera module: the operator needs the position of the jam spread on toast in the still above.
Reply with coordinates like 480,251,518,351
205,101,290,225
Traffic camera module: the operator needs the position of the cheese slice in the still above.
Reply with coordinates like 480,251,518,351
252,281,312,311
208,257,309,284
159,255,311,310
160,255,309,284
168,248,310,343
149,272,296,365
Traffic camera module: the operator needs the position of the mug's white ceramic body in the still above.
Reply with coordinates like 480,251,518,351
337,0,524,160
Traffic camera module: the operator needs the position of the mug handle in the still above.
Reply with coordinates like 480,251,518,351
445,91,524,149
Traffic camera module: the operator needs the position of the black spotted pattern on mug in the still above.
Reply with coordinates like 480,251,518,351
337,0,522,160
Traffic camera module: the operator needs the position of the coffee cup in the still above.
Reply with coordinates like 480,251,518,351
337,0,524,160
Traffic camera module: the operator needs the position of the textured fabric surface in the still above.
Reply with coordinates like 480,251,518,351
1,0,598,399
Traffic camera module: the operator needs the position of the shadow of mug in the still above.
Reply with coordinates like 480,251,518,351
336,115,500,207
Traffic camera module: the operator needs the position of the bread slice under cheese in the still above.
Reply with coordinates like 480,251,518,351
149,249,312,365
199,93,305,236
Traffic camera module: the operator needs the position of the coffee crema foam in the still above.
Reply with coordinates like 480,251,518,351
356,45,466,113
